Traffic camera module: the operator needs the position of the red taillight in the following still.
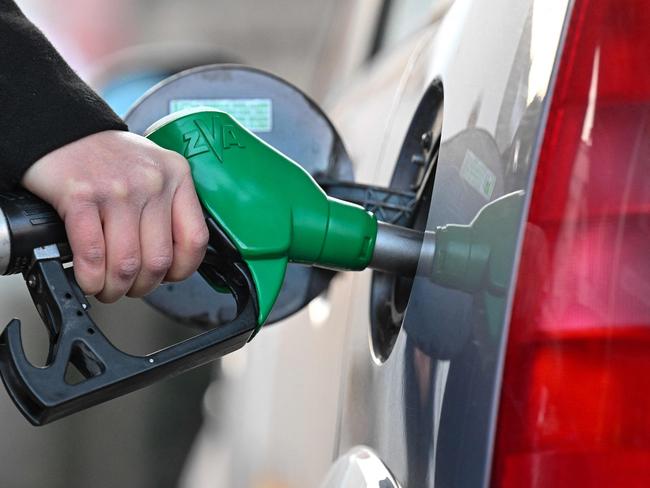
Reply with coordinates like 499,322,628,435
491,0,650,486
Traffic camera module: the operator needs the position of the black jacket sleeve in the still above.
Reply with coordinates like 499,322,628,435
0,0,128,190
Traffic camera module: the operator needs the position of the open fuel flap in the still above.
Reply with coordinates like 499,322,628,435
126,65,355,326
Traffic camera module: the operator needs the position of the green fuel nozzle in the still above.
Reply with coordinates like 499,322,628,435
146,109,524,327
146,108,378,325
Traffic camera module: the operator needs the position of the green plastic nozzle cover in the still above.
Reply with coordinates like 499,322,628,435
145,108,377,327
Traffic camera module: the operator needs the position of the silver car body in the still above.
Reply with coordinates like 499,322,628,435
182,0,572,486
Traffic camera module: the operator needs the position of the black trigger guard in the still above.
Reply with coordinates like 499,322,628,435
0,220,259,426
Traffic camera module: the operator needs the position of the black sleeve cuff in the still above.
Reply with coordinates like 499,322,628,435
0,0,128,191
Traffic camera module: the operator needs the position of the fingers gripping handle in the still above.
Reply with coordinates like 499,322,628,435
0,226,258,425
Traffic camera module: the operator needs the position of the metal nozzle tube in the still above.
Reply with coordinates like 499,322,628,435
369,221,435,276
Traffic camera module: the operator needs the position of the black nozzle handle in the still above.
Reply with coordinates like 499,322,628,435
0,218,259,425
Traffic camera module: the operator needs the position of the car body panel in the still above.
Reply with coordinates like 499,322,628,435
331,0,571,486
182,1,572,486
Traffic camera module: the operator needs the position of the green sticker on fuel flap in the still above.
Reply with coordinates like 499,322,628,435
169,99,273,132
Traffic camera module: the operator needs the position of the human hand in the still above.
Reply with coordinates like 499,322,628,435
21,130,209,303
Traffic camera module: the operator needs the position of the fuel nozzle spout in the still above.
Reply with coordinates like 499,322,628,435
369,222,434,277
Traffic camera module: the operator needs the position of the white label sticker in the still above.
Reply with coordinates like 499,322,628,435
169,98,273,133
460,150,496,200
